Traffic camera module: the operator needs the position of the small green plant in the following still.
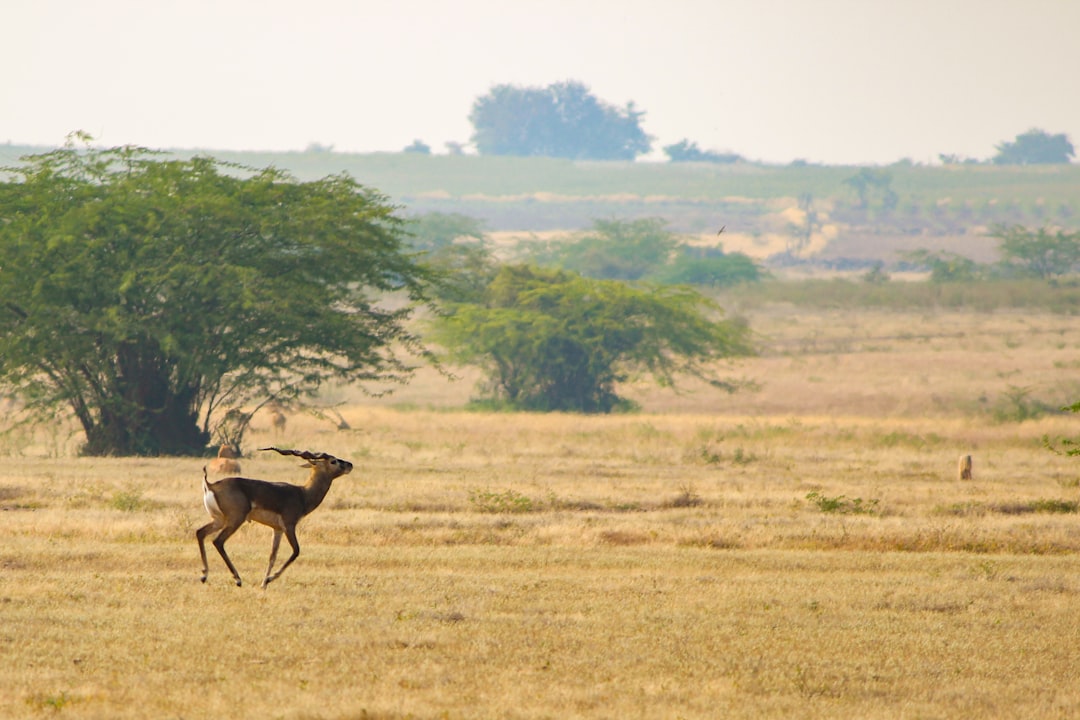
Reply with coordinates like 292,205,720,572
27,690,77,711
731,446,757,465
1029,498,1079,514
806,492,879,515
698,446,723,465
109,487,145,512
468,488,536,514
696,445,756,466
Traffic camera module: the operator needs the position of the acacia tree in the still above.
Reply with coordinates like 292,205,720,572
0,138,433,455
992,225,1080,280
436,265,752,412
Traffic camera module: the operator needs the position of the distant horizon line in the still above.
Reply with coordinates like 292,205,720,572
3,140,1075,170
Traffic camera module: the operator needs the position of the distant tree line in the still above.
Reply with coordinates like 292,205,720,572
663,140,743,164
403,79,1076,167
902,226,1080,282
939,128,1075,166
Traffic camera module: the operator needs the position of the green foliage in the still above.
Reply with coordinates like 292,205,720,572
406,212,496,303
469,81,652,160
468,488,536,514
109,487,148,512
533,218,678,281
436,264,753,413
0,137,433,455
993,128,1075,165
26,691,78,712
1044,400,1080,457
406,212,486,252
531,217,763,287
842,168,898,211
1029,499,1079,514
806,492,879,515
652,246,763,287
992,224,1080,279
901,249,982,282
720,277,1080,313
991,385,1052,423
663,139,742,164
861,263,890,284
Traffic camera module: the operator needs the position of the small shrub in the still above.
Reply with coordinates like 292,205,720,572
806,492,879,515
26,691,77,711
468,488,536,514
695,445,756,466
731,447,757,465
668,484,703,508
109,488,146,512
991,385,1053,423
698,446,723,465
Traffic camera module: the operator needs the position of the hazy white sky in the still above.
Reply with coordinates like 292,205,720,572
5,0,1078,164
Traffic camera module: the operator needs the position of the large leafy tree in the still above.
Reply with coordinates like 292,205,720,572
992,224,1080,280
992,129,1075,165
0,138,433,455
405,212,496,304
437,265,752,413
469,81,652,160
532,218,678,281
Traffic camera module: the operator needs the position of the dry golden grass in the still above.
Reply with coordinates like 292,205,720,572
3,306,1080,718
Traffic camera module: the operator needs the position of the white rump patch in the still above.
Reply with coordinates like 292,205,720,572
204,488,224,520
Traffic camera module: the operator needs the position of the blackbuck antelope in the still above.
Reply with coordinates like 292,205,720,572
197,447,353,588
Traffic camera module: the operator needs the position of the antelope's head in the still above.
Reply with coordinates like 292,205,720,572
260,446,353,479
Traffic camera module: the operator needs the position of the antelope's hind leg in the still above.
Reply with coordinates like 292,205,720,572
196,519,223,583
212,520,247,587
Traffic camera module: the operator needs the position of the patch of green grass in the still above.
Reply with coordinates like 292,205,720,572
943,499,1080,516
109,487,147,512
26,691,78,712
806,492,879,515
468,488,536,514
876,430,944,448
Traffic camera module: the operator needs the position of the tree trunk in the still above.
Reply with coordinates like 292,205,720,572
79,343,209,456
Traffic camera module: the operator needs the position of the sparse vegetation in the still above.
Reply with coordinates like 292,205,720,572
4,146,1080,716
806,491,880,515
468,488,536,514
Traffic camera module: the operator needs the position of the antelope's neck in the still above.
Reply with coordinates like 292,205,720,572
301,473,335,513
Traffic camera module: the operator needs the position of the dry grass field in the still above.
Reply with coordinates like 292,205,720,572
3,304,1080,719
